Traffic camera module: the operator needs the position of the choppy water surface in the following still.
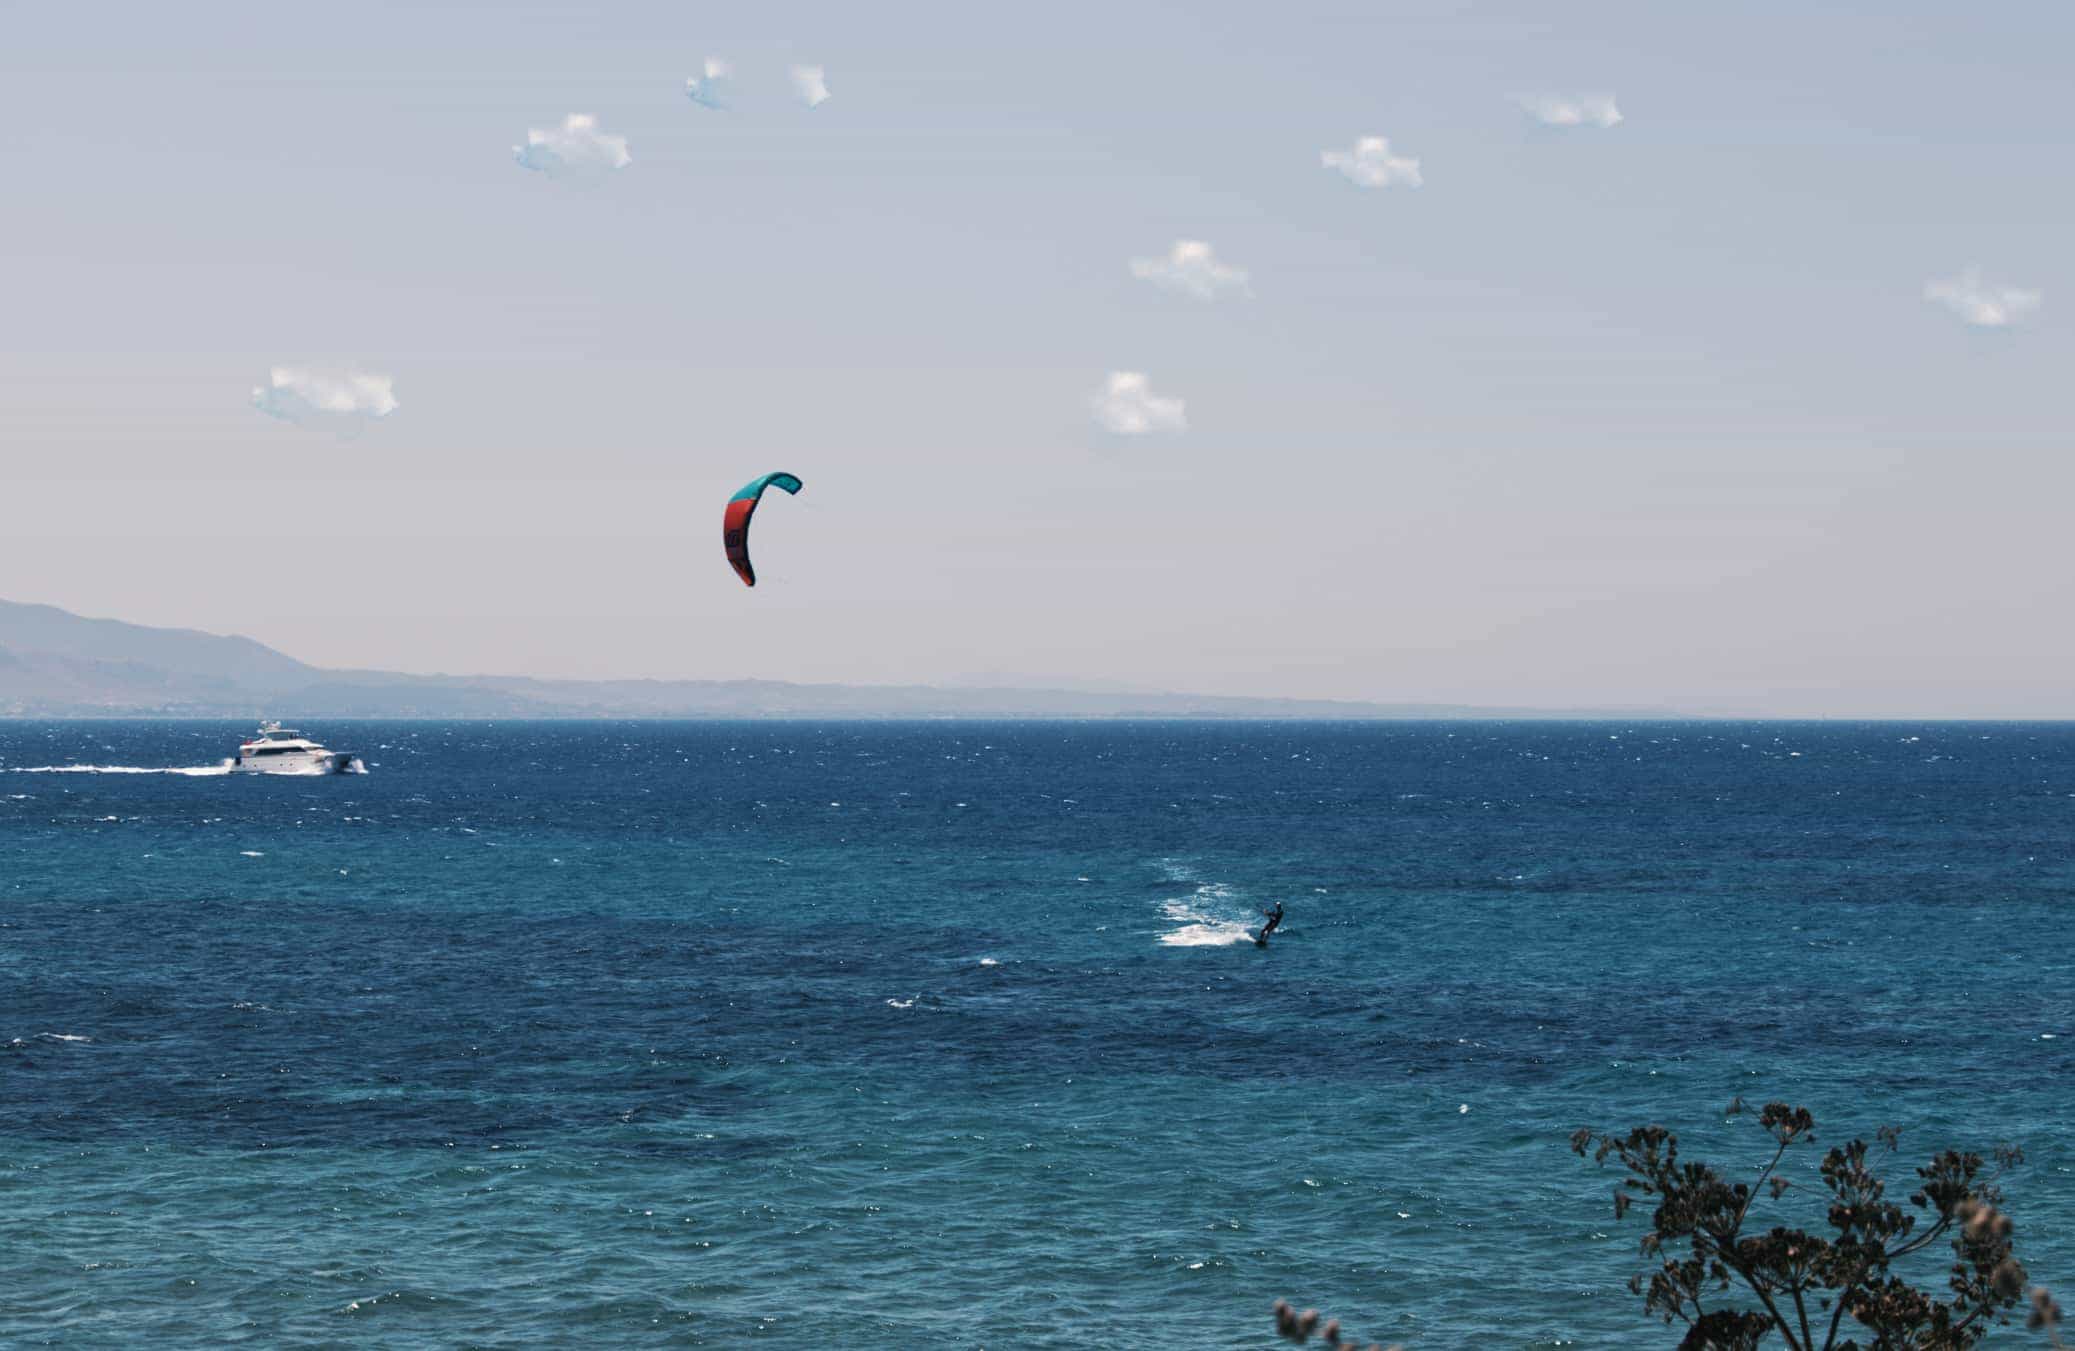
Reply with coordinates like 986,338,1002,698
4,721,2072,1346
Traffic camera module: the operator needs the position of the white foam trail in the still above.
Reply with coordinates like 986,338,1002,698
1160,922,1254,947
7,763,234,776
9,758,364,777
1156,879,1258,947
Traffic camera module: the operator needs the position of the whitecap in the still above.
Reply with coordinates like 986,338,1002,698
38,1032,91,1043
886,996,918,1009
978,957,999,966
240,850,264,858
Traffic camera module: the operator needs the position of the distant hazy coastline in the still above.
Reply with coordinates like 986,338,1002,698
0,599,1667,721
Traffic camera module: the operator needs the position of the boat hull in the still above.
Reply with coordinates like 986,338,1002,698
231,751,356,775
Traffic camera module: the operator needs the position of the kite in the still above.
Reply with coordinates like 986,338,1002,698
723,472,804,587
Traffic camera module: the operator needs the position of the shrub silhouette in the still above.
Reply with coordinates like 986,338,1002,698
1274,1101,2068,1347
1573,1098,2050,1349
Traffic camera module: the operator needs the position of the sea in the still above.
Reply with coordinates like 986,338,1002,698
2,720,2071,1347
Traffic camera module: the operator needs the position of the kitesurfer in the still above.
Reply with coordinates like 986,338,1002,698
1255,901,1285,946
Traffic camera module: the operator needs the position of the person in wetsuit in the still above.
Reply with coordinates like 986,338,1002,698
1256,901,1285,945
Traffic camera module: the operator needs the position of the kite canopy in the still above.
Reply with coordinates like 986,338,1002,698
723,472,804,587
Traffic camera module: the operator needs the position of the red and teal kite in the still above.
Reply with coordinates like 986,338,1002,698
722,472,803,587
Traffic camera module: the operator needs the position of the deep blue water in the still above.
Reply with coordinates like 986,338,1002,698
3,721,2072,1347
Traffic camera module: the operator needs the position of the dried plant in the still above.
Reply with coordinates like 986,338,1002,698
2033,1286,2066,1346
1271,1298,1401,1350
1573,1099,2052,1348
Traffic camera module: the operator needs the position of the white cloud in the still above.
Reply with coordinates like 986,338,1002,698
686,58,733,110
1321,136,1422,188
1511,93,1623,128
1129,240,1252,301
513,113,631,178
791,65,830,108
1092,372,1186,436
251,367,398,431
1924,267,2042,327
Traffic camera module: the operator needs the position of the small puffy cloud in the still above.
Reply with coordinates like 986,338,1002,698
1129,240,1252,301
1511,92,1623,127
252,367,398,431
1924,267,2041,328
1321,136,1422,188
686,58,733,110
513,113,631,178
1092,372,1186,436
791,65,830,108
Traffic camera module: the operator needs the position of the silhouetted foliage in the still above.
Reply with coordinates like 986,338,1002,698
1573,1099,2045,1349
1270,1298,1399,1350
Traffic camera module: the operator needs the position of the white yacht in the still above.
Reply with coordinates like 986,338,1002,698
232,722,357,775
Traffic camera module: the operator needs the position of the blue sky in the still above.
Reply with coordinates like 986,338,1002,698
2,1,2067,713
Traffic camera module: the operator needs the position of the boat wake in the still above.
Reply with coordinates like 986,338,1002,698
7,762,236,776
5,759,366,776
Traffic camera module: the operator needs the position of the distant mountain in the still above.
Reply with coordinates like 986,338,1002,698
0,599,1668,719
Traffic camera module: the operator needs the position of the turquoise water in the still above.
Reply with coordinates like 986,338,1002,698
3,721,2071,1346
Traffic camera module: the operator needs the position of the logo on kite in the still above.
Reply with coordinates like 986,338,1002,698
723,472,804,587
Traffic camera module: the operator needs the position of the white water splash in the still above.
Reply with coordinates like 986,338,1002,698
1156,863,1259,947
